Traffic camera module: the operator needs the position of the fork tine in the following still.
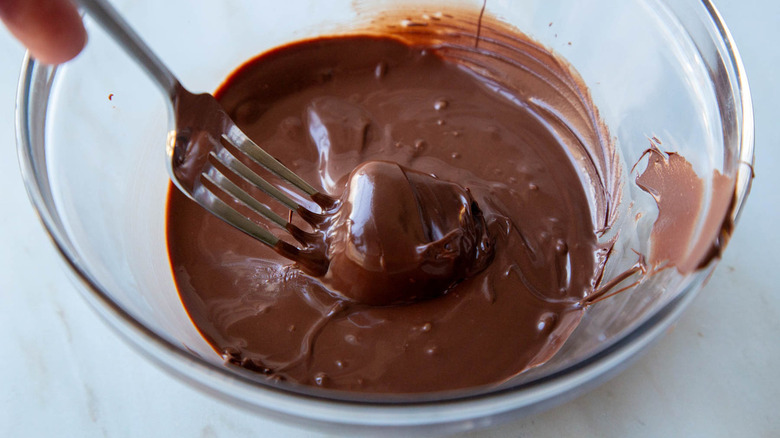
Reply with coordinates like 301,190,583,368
210,148,300,212
201,169,288,229
194,180,328,275
193,183,281,248
224,127,319,197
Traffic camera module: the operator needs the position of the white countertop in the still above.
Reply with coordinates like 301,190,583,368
1,0,778,436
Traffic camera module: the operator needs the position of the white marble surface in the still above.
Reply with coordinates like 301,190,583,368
1,0,778,436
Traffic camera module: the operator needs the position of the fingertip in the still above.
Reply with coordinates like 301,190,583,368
31,19,88,64
1,0,87,65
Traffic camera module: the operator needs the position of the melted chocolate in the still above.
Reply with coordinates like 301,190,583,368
167,22,615,393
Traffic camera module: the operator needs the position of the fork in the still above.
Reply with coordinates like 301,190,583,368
74,0,333,274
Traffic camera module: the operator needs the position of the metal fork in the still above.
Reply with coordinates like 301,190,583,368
75,0,332,274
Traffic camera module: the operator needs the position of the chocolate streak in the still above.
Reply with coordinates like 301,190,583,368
635,144,735,273
167,16,617,393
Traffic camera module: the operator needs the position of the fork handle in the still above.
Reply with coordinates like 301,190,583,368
73,0,181,98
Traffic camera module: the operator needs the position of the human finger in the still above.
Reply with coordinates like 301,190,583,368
0,0,86,64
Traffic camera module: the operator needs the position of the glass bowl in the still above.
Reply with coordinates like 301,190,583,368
16,0,753,434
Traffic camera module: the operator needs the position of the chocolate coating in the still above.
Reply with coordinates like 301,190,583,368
323,161,492,305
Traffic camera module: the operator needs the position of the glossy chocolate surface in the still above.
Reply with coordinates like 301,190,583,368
167,23,616,393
